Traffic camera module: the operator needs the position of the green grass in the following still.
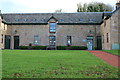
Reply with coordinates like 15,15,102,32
2,50,119,78
102,50,120,56
0,50,2,79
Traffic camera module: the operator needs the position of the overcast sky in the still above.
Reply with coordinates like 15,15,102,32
0,0,118,13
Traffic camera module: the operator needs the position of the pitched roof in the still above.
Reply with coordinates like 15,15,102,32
2,12,103,25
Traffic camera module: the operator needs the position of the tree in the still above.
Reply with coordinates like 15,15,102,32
77,2,113,12
55,9,64,13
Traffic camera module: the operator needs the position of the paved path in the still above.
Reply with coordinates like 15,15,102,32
88,50,120,68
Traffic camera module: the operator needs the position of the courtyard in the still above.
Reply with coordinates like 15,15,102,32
1,50,119,78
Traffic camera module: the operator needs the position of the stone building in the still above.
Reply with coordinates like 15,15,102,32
100,2,120,50
0,2,120,50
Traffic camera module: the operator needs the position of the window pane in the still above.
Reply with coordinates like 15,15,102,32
49,36,56,45
107,33,109,43
34,35,39,45
50,23,56,32
67,36,72,46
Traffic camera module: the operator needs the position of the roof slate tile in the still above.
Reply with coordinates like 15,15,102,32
2,12,103,24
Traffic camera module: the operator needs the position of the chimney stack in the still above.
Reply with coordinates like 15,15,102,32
116,0,120,9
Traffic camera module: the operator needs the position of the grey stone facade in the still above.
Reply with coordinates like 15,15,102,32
100,6,120,50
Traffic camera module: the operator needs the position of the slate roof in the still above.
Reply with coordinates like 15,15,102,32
103,12,112,17
2,12,103,25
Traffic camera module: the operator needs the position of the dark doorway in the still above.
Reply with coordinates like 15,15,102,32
14,36,19,49
5,35,11,49
97,36,102,50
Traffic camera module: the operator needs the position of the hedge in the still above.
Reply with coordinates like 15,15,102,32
57,46,66,50
19,46,29,49
19,46,87,50
32,46,47,50
19,46,47,50
69,46,87,50
57,46,87,50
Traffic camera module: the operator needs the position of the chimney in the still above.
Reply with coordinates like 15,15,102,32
116,0,120,9
0,10,1,19
0,10,1,15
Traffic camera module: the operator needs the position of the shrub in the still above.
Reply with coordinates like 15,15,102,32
57,46,87,50
19,46,87,50
70,46,87,50
94,46,97,50
32,46,47,50
19,46,47,50
57,46,66,50
19,46,29,49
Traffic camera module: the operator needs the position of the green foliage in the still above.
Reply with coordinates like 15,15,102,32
19,46,47,50
32,46,47,50
57,46,87,50
19,46,28,49
70,46,87,50
94,46,97,50
2,50,119,78
19,46,87,50
57,46,66,50
0,50,2,79
77,1,113,12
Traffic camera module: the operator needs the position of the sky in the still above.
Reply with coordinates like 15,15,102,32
0,0,118,13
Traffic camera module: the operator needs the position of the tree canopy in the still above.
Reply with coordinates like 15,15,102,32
55,9,64,13
77,2,113,12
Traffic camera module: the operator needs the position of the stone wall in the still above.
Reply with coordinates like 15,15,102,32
110,9,120,49
0,16,7,49
101,9,120,50
6,23,100,49
100,18,111,50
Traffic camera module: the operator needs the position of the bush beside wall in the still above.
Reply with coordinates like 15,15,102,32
19,46,29,49
69,46,87,50
57,46,87,50
32,46,47,50
19,46,47,50
19,46,87,50
57,46,66,50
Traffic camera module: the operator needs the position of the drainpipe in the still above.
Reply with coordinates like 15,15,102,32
11,22,14,49
94,25,97,50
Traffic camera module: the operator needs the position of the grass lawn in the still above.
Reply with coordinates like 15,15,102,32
102,50,120,56
2,50,119,78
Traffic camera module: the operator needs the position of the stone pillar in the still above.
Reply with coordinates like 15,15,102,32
11,24,14,49
11,36,14,49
